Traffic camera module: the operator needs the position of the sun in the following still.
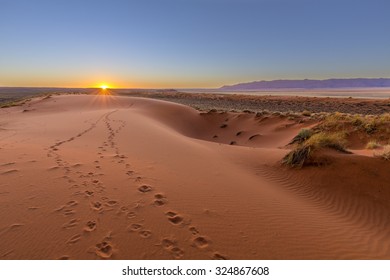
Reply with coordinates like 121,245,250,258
100,84,108,90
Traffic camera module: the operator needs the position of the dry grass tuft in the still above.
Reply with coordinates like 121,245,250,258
366,141,381,150
374,145,390,161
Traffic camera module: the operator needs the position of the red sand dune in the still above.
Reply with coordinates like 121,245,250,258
0,94,389,259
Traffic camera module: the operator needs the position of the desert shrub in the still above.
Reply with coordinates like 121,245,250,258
289,128,313,144
305,132,347,152
366,141,381,150
282,145,312,167
364,119,377,134
351,115,364,126
284,131,348,167
302,110,311,116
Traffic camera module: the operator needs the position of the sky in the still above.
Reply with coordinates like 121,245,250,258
1,0,389,88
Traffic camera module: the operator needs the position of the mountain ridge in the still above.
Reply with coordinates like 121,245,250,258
220,78,390,90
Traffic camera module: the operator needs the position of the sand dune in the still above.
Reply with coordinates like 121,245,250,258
0,94,390,259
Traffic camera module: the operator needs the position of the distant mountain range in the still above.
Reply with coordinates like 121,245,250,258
220,78,390,90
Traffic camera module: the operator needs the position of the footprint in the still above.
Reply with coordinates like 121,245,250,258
66,200,78,207
165,211,177,218
85,190,94,197
212,252,228,260
63,209,75,216
154,194,165,199
230,141,237,145
95,241,113,259
127,212,136,219
189,226,199,235
161,238,176,249
236,131,243,136
128,223,143,232
120,206,129,212
138,185,152,193
106,200,118,207
153,199,166,206
153,194,167,206
220,124,228,128
126,171,134,176
62,219,79,229
91,201,102,211
84,220,97,232
139,230,152,239
168,216,183,225
165,211,183,225
192,236,209,249
67,234,81,245
170,247,184,259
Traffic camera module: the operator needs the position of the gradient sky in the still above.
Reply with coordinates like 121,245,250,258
1,0,389,88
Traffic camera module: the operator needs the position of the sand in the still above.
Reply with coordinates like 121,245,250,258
0,94,390,260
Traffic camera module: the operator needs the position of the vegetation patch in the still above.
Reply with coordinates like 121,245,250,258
374,145,390,161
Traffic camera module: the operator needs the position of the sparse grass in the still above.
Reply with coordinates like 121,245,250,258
282,145,312,167
0,100,22,108
366,141,381,150
305,132,347,152
288,128,313,144
282,110,390,167
283,131,348,167
374,145,390,161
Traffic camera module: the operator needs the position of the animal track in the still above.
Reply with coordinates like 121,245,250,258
153,194,167,206
105,200,118,207
67,234,81,245
139,230,152,239
84,220,97,232
192,236,209,249
62,219,79,229
84,190,94,196
63,209,75,216
189,226,199,235
138,185,152,193
161,238,176,249
127,212,136,219
128,223,143,232
91,201,102,211
170,247,184,259
165,211,183,225
95,241,113,259
66,200,78,207
159,238,184,259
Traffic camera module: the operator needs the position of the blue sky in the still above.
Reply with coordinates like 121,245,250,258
1,0,389,88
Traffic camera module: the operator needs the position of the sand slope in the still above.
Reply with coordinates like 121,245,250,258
0,94,389,259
